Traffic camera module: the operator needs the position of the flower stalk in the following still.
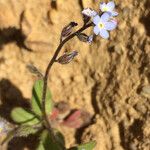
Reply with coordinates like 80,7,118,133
41,0,118,145
41,22,93,141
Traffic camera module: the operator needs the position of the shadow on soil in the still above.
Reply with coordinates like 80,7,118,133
0,78,38,150
140,0,150,37
119,119,144,150
0,27,32,51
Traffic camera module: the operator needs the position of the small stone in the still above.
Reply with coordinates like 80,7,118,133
141,85,150,98
135,103,147,114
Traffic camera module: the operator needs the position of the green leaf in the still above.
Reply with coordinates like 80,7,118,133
69,141,96,150
31,79,53,116
15,125,40,137
37,130,64,150
2,125,40,145
37,142,44,150
11,107,40,125
55,130,65,147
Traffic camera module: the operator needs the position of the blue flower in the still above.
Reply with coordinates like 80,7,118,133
100,1,118,17
92,13,117,39
82,8,97,17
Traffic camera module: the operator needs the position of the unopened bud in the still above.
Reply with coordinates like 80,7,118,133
56,50,78,64
77,33,89,42
26,64,43,78
61,22,78,41
77,33,93,43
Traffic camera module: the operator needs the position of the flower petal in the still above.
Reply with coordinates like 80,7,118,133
82,8,97,17
105,21,117,31
101,12,110,21
93,26,100,35
93,15,101,24
99,29,109,39
91,11,98,17
107,1,115,11
100,2,107,11
111,11,118,16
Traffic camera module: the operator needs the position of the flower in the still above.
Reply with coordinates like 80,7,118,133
82,8,97,17
92,13,117,39
100,1,118,17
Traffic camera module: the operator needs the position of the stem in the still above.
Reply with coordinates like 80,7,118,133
41,22,93,141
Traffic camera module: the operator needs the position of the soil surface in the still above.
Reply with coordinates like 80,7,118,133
0,0,150,150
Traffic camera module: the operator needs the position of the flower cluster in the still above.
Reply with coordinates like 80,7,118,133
82,1,118,39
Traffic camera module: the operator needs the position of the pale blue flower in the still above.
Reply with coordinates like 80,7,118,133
92,13,117,39
82,8,97,17
100,1,118,17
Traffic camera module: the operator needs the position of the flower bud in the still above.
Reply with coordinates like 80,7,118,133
77,33,89,42
56,50,78,64
77,33,93,43
26,64,43,78
61,22,78,41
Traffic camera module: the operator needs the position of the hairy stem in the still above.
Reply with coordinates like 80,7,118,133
41,22,93,142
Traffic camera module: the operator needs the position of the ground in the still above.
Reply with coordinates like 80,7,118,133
0,0,150,150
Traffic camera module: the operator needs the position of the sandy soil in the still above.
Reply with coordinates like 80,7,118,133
0,0,150,150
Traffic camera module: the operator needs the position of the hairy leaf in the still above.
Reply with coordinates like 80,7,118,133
37,130,65,150
55,130,65,147
37,142,44,150
31,79,53,116
2,125,40,145
15,125,40,137
11,107,40,125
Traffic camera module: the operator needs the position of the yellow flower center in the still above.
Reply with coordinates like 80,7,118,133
103,7,108,11
98,22,104,29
